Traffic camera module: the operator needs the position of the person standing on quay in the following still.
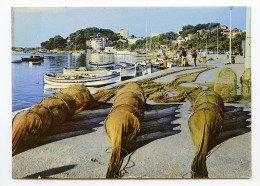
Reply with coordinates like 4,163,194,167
201,49,207,63
176,51,181,66
192,50,197,67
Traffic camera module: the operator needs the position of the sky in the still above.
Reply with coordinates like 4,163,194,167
12,7,247,47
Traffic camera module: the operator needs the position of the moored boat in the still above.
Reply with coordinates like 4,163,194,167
44,56,55,59
44,71,121,87
63,64,136,78
88,61,116,69
12,60,22,63
21,55,44,62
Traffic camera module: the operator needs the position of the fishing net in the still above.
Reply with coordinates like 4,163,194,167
12,85,97,156
105,82,145,178
62,87,85,114
94,67,216,105
93,89,116,103
240,68,251,101
53,92,77,117
192,90,224,112
12,104,53,156
188,90,224,178
69,84,99,109
214,68,238,102
113,93,145,116
39,96,70,125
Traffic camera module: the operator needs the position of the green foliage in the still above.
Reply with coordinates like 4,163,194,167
41,35,66,50
129,39,146,50
41,27,118,50
40,23,245,55
114,40,130,49
232,32,246,55
179,23,245,55
160,32,178,40
179,23,220,38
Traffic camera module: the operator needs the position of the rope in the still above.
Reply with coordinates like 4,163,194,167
119,150,136,178
206,141,226,160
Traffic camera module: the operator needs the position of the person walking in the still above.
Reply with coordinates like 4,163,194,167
192,50,197,67
180,48,187,66
176,51,181,66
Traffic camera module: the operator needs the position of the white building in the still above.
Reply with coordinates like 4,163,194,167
220,24,228,29
128,37,144,45
119,29,129,39
86,36,110,51
172,35,186,45
66,37,71,46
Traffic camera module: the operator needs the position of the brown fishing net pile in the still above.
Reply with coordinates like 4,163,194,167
214,68,238,102
104,82,145,178
188,90,224,178
139,67,215,103
240,68,251,101
93,89,116,103
94,67,216,104
12,84,99,156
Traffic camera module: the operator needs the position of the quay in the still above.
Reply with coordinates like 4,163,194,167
12,54,251,179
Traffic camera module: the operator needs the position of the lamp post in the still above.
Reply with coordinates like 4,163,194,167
217,26,219,59
229,6,233,64
206,33,207,54
245,7,251,69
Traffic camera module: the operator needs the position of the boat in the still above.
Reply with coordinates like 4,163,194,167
12,60,22,63
115,50,133,55
88,61,116,69
44,56,55,59
21,55,44,62
44,71,121,87
63,64,136,78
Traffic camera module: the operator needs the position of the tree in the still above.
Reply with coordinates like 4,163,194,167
232,32,246,55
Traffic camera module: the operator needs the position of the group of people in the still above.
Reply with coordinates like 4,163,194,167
176,48,207,67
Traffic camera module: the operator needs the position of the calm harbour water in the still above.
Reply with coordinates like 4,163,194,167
12,53,140,111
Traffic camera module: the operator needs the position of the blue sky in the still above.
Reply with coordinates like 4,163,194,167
12,7,247,47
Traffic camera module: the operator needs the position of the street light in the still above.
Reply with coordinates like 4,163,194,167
217,26,219,59
206,33,207,54
229,6,233,64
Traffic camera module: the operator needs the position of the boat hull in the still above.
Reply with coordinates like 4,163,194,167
21,55,44,62
63,66,136,77
44,72,121,87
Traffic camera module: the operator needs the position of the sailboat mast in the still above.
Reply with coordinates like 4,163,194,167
150,37,152,51
153,44,155,65
166,42,168,56
146,22,148,59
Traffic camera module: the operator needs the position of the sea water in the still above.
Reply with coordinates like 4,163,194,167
12,53,139,111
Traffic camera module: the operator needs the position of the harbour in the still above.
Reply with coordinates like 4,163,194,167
12,54,251,179
9,6,253,182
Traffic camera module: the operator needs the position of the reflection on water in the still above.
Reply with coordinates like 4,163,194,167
12,53,144,111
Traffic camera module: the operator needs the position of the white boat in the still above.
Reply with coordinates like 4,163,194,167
88,62,116,69
44,71,121,87
115,50,133,55
63,64,136,78
44,83,97,94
